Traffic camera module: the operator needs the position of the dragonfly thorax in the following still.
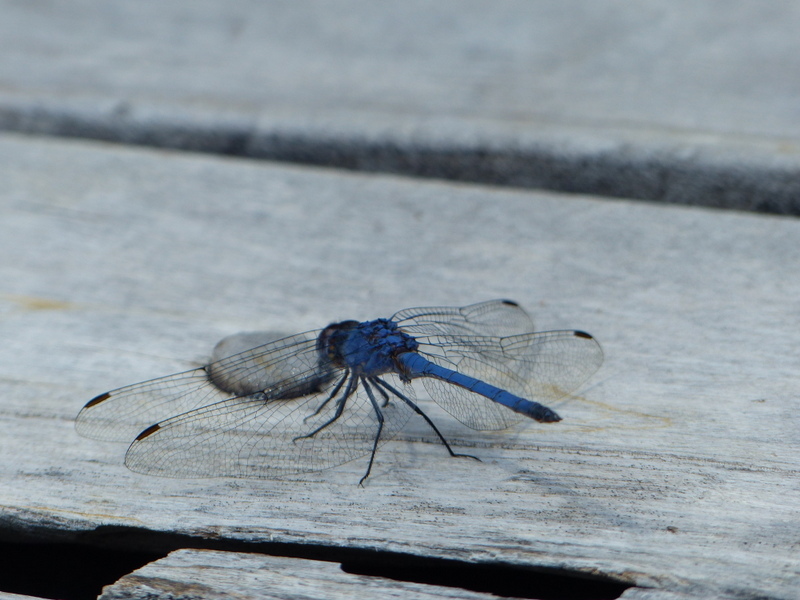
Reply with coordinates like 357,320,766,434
318,318,419,378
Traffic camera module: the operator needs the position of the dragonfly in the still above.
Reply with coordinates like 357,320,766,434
76,300,603,484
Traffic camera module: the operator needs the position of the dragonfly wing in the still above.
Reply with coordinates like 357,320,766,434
76,331,327,443
417,330,603,430
510,330,604,400
205,330,331,399
76,367,224,443
393,299,534,338
124,372,416,478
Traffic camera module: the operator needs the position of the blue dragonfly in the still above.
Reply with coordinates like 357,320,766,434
76,300,603,484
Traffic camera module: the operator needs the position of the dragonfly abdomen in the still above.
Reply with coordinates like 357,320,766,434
398,352,561,423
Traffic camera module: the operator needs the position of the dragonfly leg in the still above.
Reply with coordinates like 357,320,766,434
303,369,349,423
372,378,480,463
359,377,386,485
373,381,391,407
293,373,357,441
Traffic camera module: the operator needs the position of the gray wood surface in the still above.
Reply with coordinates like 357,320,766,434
97,549,700,600
1,1,799,212
98,549,517,600
0,132,797,599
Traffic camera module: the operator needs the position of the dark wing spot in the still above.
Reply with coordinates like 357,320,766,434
134,423,161,441
84,392,111,408
500,299,520,307
573,330,594,339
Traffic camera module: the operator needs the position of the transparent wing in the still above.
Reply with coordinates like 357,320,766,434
393,299,534,338
75,330,328,443
415,330,603,430
124,372,416,478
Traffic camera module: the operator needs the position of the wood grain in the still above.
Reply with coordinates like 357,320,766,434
0,134,797,599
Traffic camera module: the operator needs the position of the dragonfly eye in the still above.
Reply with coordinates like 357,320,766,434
317,320,360,366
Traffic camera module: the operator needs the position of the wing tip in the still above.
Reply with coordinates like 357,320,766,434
83,391,111,409
134,423,161,441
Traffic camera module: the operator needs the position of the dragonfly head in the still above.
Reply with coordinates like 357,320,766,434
317,320,360,368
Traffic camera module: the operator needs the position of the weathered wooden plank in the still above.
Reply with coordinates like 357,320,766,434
98,549,703,600
99,549,520,600
0,133,797,599
0,593,41,600
1,1,799,212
